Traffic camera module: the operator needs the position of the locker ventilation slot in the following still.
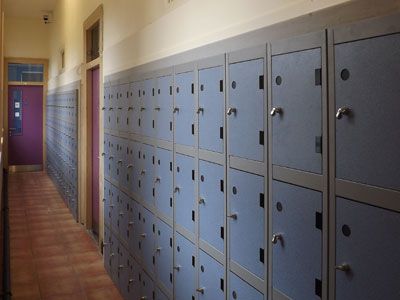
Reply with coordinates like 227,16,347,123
219,80,224,92
192,256,195,267
152,256,155,265
191,124,195,135
192,210,195,221
315,68,322,86
259,131,264,145
220,226,224,239
315,279,322,297
191,83,194,94
259,248,265,263
170,162,173,171
170,197,173,207
170,121,173,131
259,75,264,90
220,278,224,291
220,180,224,192
315,212,322,230
152,188,155,197
259,193,264,208
152,120,155,128
315,136,322,154
170,86,172,95
152,88,155,96
170,238,172,247
192,170,195,181
220,127,224,139
170,273,173,282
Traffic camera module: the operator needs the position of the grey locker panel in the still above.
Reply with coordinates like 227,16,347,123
175,153,196,234
130,81,142,135
199,66,224,153
131,141,141,195
174,71,195,147
155,218,173,293
140,144,155,205
119,192,134,244
175,233,196,300
104,225,113,276
121,141,134,192
104,180,112,226
104,87,110,130
199,250,225,300
131,201,144,259
111,86,119,131
156,75,173,141
336,197,400,300
141,207,156,275
335,33,400,191
272,48,322,174
229,272,263,300
110,231,119,283
228,58,264,161
142,78,156,137
272,180,322,299
117,243,129,295
111,184,120,231
229,169,264,279
121,253,137,300
155,147,173,220
199,160,224,253
118,84,130,132
139,270,155,300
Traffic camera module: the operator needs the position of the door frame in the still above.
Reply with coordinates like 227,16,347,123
80,5,103,245
3,57,48,171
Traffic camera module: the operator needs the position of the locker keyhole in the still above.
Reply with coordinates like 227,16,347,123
342,224,351,237
276,76,282,85
276,202,283,212
340,69,350,81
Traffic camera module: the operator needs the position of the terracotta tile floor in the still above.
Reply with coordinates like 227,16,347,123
8,171,123,300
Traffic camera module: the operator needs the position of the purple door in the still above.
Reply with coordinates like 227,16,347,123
92,68,100,235
8,85,43,166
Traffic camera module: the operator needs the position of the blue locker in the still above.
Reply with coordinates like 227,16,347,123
228,58,264,161
117,138,129,185
119,250,136,300
139,144,155,205
155,219,173,293
198,250,225,300
118,191,133,244
174,233,196,300
139,270,155,300
142,78,156,137
128,199,140,258
131,141,141,196
336,197,400,300
174,71,195,147
110,86,118,131
111,185,120,232
110,232,119,283
229,169,264,279
141,208,156,275
130,81,142,135
104,179,112,226
121,141,134,192
155,147,173,220
155,75,173,141
229,272,263,300
103,87,110,130
199,160,224,253
119,83,130,132
103,225,113,276
175,153,196,234
272,180,322,299
117,243,130,296
198,66,224,153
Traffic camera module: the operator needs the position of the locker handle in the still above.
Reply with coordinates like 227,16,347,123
128,279,134,284
173,107,179,113
128,106,134,111
154,107,161,111
271,233,283,244
127,164,133,169
270,107,283,116
154,177,160,183
173,265,181,271
336,107,351,119
118,264,124,269
118,107,122,110
226,107,237,116
101,107,106,110
335,263,350,272
128,221,134,226
196,287,205,294
140,107,146,111
118,160,123,164
109,156,114,160
140,233,146,238
140,297,147,300
101,153,106,156
109,107,113,111
227,213,237,220
174,186,180,193
140,169,146,175
198,198,205,204
155,247,162,252
119,212,124,216
196,107,204,114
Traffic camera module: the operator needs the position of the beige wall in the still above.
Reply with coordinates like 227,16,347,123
48,0,353,89
4,17,49,59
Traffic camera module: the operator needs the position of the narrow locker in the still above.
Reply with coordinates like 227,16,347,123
139,144,155,205
229,169,264,279
155,75,173,141
111,185,121,232
139,270,156,300
175,153,196,234
128,200,142,259
198,65,224,153
140,207,156,275
199,160,224,253
118,191,133,244
131,140,141,196
104,179,112,226
130,81,143,135
335,197,400,300
335,33,400,191
228,58,264,161
141,78,156,137
272,180,322,299
198,250,225,300
155,219,173,293
118,83,130,132
155,147,173,220
126,85,134,134
174,71,195,147
117,243,129,296
229,272,263,300
103,225,113,276
121,139,134,191
119,251,137,300
174,233,196,300
110,232,119,283
103,86,110,130
109,86,118,131
271,47,322,174
109,136,119,182
117,138,128,186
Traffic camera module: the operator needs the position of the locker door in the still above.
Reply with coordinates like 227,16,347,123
119,83,130,132
110,86,118,131
103,225,113,275
198,250,225,300
174,71,195,147
335,33,400,191
126,84,134,134
336,197,400,300
198,66,224,153
229,272,263,300
272,180,322,299
141,208,156,275
155,219,173,293
140,144,155,205
199,160,224,253
229,169,264,279
128,200,140,257
111,185,120,232
174,233,196,300
271,48,322,174
104,180,112,226
155,147,173,220
130,81,143,135
114,137,124,182
109,136,118,181
117,244,129,295
120,252,136,300
118,138,128,186
228,59,264,161
142,78,156,137
139,270,155,300
156,75,173,141
110,232,119,283
132,141,141,195
175,154,196,234
123,141,134,192
118,192,132,244
103,87,110,129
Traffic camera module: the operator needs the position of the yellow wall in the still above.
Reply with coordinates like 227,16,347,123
4,17,49,59
48,0,352,89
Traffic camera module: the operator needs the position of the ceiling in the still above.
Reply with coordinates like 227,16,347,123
4,0,58,18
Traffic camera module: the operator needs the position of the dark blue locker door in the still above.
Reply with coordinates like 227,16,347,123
104,179,112,227
272,180,322,299
272,48,322,174
199,160,224,253
140,144,155,205
175,154,196,234
129,81,141,135
119,83,130,132
132,202,143,259
198,250,225,300
131,141,141,195
103,225,113,276
103,87,110,129
110,86,118,131
155,147,173,220
198,66,224,153
174,233,196,300
229,169,264,279
174,71,195,147
229,272,263,300
110,232,119,283
336,197,400,299
117,244,129,296
228,58,264,161
142,78,156,137
335,33,400,191
141,208,156,275
110,184,120,232
156,75,173,141
155,219,173,293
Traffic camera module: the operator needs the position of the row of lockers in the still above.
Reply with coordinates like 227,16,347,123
46,90,79,220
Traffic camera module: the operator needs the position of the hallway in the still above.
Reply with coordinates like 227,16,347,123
8,171,122,300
